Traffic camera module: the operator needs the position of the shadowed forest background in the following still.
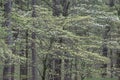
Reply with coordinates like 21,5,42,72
0,0,120,80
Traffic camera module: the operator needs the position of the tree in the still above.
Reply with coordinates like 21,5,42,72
2,0,13,80
31,0,37,80
1,0,120,80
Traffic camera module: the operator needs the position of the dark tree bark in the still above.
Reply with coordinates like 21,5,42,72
116,50,120,80
101,25,110,77
41,55,48,80
64,59,71,80
2,0,13,80
109,0,114,7
20,30,29,80
31,32,37,80
52,0,61,16
51,1,70,79
109,49,113,78
101,44,108,77
61,0,70,17
31,0,37,80
52,0,70,16
74,58,78,80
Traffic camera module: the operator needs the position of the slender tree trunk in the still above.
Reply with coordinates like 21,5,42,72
109,49,113,78
64,59,71,80
61,0,70,16
74,58,78,80
52,0,70,16
51,1,70,79
101,25,110,77
20,30,29,80
52,0,61,16
3,0,13,80
31,32,37,80
61,58,64,80
42,55,48,80
116,26,120,80
101,44,108,77
116,50,120,80
31,0,37,80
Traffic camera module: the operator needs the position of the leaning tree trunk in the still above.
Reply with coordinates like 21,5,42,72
3,0,13,80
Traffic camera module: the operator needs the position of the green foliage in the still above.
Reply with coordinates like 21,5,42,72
0,0,120,79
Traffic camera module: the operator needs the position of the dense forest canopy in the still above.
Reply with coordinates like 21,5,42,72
0,0,120,80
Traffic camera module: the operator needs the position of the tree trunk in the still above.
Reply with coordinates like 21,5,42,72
52,0,70,16
61,58,64,80
101,25,110,77
31,0,37,80
116,49,120,80
61,0,70,16
3,0,13,80
20,30,29,80
101,44,108,77
31,32,37,80
42,55,48,80
52,0,61,16
109,0,114,7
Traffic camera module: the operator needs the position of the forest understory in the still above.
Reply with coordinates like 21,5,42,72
0,0,120,80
